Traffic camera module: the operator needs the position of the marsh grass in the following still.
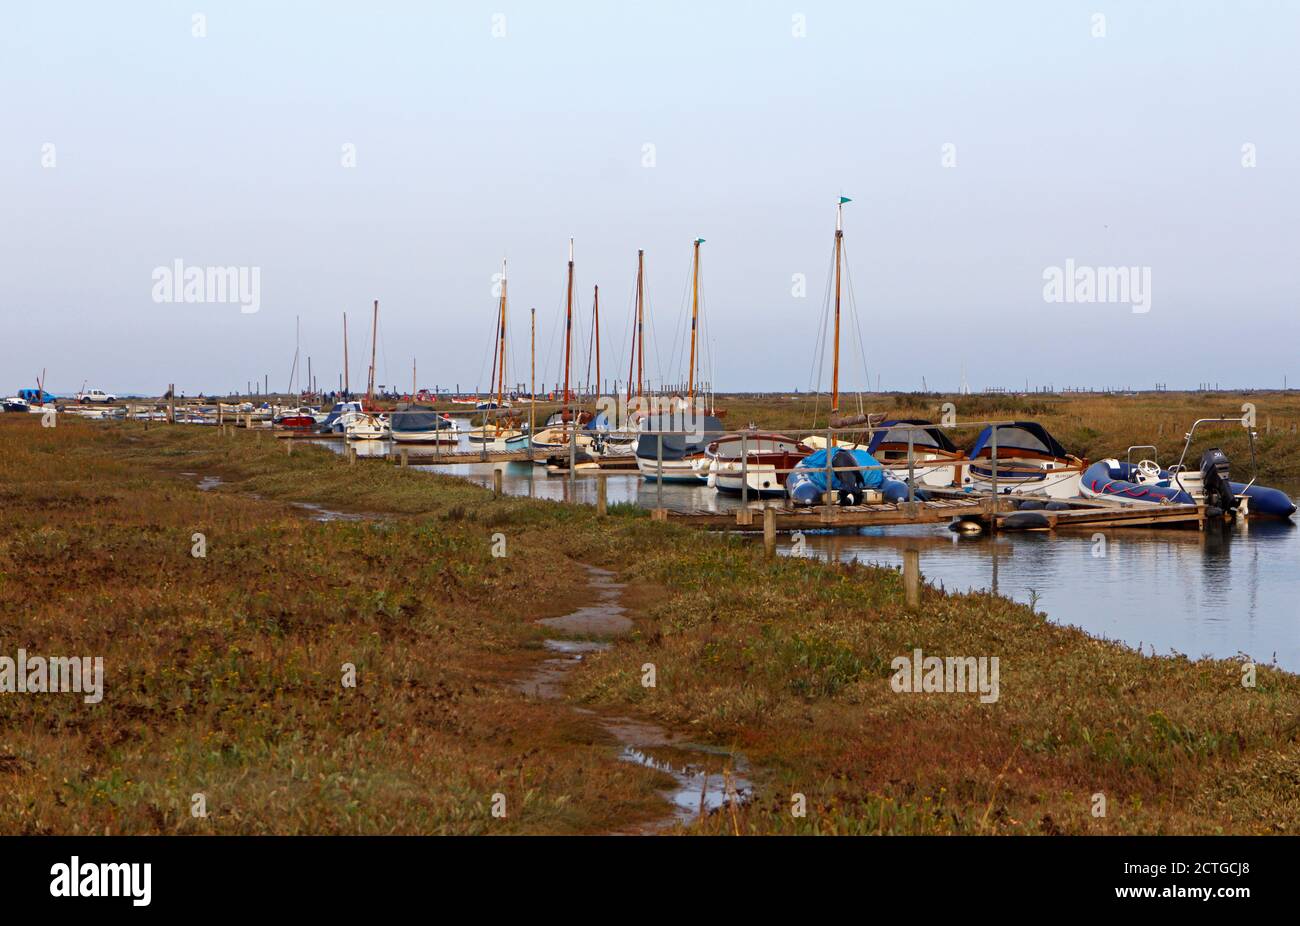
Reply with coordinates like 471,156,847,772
2,410,1299,835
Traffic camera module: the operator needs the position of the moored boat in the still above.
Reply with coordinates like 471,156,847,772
635,411,725,483
785,447,919,506
1081,455,1295,519
962,422,1085,498
866,419,965,487
706,431,811,496
390,406,459,443
345,412,390,441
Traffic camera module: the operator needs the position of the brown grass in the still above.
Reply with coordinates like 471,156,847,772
2,407,1299,835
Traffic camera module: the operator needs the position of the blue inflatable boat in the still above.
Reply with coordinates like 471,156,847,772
1082,458,1295,519
786,447,924,506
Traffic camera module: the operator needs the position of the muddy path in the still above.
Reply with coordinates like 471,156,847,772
515,565,754,834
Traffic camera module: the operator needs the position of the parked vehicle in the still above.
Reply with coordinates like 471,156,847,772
76,388,117,404
18,388,57,405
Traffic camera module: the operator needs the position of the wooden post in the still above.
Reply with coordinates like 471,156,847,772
596,473,607,516
823,428,834,507
740,433,749,507
285,439,292,456
763,506,777,557
988,428,999,534
493,467,503,497
399,447,409,468
903,548,920,609
348,445,356,465
168,385,175,424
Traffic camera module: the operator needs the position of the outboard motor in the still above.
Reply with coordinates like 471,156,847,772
834,449,865,505
1199,448,1238,515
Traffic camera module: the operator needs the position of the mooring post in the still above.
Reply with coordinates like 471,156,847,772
568,419,576,492
596,473,607,516
168,385,175,424
348,445,356,465
740,433,749,507
903,548,920,609
763,506,777,557
989,427,999,533
493,467,503,497
907,428,915,503
656,431,664,509
823,428,834,506
285,439,292,456
399,447,409,468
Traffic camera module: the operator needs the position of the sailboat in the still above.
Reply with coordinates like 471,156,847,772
634,242,724,483
469,259,528,450
531,240,592,458
346,299,390,440
787,199,896,505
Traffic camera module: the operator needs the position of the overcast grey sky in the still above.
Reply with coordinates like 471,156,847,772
2,1,1297,395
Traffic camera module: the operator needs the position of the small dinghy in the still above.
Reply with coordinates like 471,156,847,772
785,447,922,506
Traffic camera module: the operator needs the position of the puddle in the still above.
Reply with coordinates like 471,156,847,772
537,567,632,635
516,640,610,699
196,475,223,492
518,564,753,832
291,501,369,522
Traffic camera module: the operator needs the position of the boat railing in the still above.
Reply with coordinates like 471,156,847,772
1171,416,1259,497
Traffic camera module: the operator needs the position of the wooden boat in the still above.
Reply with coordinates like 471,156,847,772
962,422,1085,498
865,419,965,487
706,431,812,496
469,260,526,449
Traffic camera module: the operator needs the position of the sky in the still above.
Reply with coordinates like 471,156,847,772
2,0,1297,396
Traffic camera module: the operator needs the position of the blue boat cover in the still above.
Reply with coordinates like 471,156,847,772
967,422,1069,459
795,448,885,492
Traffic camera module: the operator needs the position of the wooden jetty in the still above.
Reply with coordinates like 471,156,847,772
655,496,1206,532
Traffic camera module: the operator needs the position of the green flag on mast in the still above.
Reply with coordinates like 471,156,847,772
839,196,852,204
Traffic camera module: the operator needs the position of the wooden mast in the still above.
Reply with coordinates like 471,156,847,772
342,312,349,397
688,238,703,403
635,249,645,403
366,299,378,408
593,285,601,399
530,307,536,440
496,258,507,429
831,200,846,443
563,239,574,416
